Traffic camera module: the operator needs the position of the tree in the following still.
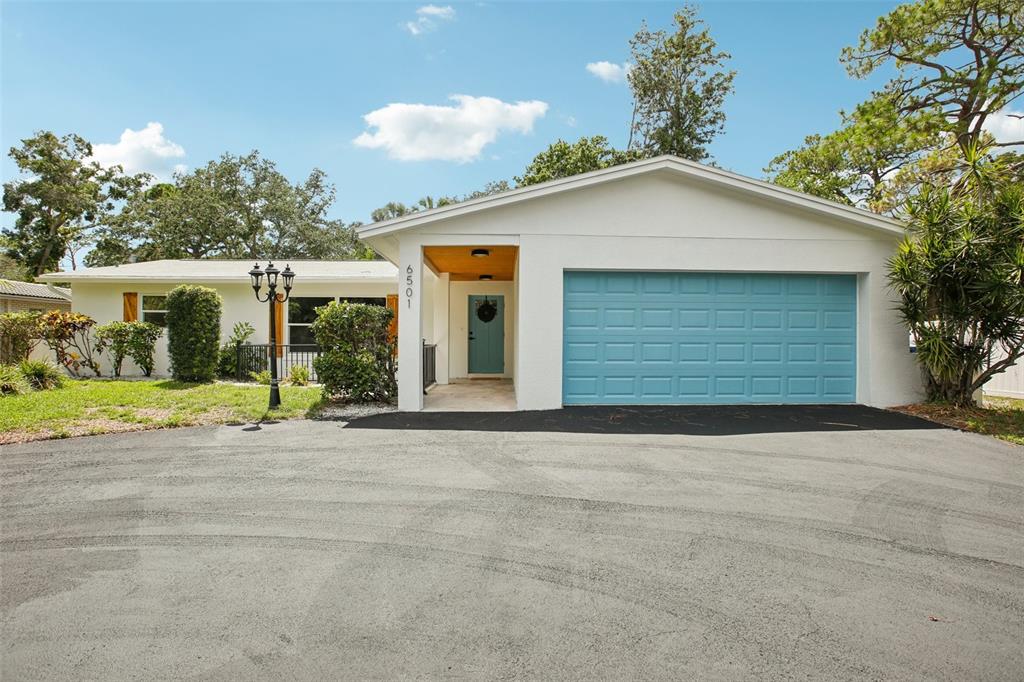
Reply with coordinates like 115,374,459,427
766,97,942,212
2,132,147,276
0,236,30,281
370,201,416,223
369,180,515,224
462,180,513,201
515,136,638,186
627,6,735,161
841,0,1024,154
888,148,1024,406
88,151,371,265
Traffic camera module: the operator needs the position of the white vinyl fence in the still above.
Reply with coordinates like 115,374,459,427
985,354,1024,398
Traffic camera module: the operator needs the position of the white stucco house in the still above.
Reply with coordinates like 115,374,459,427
38,260,397,377
356,155,924,411
36,155,927,409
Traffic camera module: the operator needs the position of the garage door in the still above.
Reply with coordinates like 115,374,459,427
563,272,856,404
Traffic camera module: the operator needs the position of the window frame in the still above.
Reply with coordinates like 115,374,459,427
286,296,387,345
141,294,168,327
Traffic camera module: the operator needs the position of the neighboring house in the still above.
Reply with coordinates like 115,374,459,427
356,155,925,411
38,260,397,377
0,279,71,314
0,280,72,364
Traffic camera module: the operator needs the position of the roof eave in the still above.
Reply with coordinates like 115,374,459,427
355,155,906,240
36,274,396,284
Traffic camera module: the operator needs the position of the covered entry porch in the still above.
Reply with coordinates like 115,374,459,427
399,239,519,411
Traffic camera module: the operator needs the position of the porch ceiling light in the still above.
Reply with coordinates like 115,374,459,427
471,248,490,257
479,274,493,281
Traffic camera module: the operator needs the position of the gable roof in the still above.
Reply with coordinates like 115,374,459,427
0,279,72,301
356,155,905,240
36,259,396,283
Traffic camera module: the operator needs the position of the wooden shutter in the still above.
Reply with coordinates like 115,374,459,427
274,295,285,357
386,294,399,342
123,292,138,322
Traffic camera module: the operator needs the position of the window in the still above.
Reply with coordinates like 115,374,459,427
142,295,168,326
288,297,333,345
286,297,387,344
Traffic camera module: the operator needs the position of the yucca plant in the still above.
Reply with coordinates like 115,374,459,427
888,149,1024,406
18,359,64,390
0,364,31,396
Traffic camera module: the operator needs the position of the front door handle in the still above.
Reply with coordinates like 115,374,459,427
468,333,476,341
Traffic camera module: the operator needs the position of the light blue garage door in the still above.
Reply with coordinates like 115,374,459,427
563,272,857,404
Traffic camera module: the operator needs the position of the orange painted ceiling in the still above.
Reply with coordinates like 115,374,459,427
423,245,517,281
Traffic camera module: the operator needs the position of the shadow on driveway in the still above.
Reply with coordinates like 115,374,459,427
343,404,947,436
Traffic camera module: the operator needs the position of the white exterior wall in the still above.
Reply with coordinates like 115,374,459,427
70,279,395,377
389,172,923,410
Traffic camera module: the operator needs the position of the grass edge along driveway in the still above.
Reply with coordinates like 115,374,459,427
0,379,324,444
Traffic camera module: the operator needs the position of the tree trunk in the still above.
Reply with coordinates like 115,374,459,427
925,373,977,407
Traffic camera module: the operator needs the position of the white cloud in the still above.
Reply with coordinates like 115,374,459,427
405,4,455,35
983,109,1024,145
353,95,549,162
586,61,631,84
90,122,186,180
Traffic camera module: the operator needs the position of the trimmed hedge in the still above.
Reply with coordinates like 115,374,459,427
165,285,222,382
311,302,395,402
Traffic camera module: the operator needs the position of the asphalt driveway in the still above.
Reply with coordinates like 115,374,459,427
2,413,1022,679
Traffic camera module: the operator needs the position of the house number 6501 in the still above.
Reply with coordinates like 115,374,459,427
405,264,414,308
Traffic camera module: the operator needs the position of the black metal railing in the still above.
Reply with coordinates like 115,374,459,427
423,342,437,391
236,342,322,383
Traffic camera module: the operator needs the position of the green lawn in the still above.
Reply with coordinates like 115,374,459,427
896,396,1024,446
0,379,325,444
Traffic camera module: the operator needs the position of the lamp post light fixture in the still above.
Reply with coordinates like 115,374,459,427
249,261,295,409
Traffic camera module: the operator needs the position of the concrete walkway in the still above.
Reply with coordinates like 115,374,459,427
2,420,1022,679
424,378,516,411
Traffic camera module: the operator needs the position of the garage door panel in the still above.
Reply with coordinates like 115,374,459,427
564,272,856,404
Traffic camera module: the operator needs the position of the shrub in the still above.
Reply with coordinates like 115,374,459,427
95,321,163,377
165,285,222,382
889,152,1024,406
37,310,100,377
0,364,31,396
0,311,41,364
250,369,272,385
288,365,310,386
311,302,395,402
18,359,63,390
217,322,264,378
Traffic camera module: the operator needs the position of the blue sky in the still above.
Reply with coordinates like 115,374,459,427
2,1,904,228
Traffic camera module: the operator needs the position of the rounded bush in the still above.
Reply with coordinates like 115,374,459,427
165,285,222,382
18,359,64,390
311,302,395,402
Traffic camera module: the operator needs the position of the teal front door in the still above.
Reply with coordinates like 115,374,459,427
468,294,504,374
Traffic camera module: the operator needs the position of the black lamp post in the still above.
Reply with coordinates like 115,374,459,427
249,261,295,409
